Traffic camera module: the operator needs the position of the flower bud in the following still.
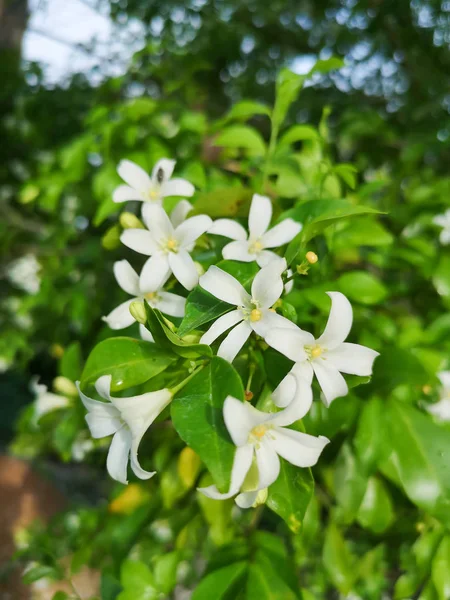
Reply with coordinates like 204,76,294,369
53,376,78,397
129,300,147,324
119,212,145,229
306,251,318,264
162,316,176,332
244,390,253,401
182,333,201,344
194,261,205,277
251,488,268,507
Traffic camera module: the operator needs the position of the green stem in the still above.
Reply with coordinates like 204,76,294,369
169,364,205,395
262,119,279,191
246,363,256,392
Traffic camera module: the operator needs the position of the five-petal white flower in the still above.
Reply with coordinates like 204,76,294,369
77,375,172,484
433,209,450,246
199,391,329,507
121,203,212,291
113,158,194,205
208,194,302,267
102,259,186,331
199,258,296,362
267,292,379,407
427,371,450,422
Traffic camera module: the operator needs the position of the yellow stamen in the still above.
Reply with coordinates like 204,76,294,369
250,309,262,322
249,240,263,254
252,425,267,439
145,292,158,301
166,238,178,251
311,345,322,358
149,189,159,200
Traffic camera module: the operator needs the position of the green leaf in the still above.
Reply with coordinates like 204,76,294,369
322,524,356,594
222,100,271,122
118,560,157,600
144,303,212,359
23,565,59,585
432,536,450,600
310,56,345,75
353,397,388,473
192,187,253,218
60,341,83,381
333,443,367,524
337,271,388,305
192,562,247,600
357,477,395,534
197,474,235,546
214,125,267,156
94,197,120,226
171,357,244,491
273,69,305,130
52,592,69,600
387,400,450,525
333,164,358,190
370,347,430,391
178,261,259,336
246,562,299,600
154,551,179,595
278,125,320,147
81,337,176,392
432,254,450,297
266,459,314,533
334,218,393,248
283,199,383,259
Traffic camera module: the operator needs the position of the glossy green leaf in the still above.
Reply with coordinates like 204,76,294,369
171,357,244,491
222,100,271,122
338,271,388,305
214,125,267,156
333,443,367,523
432,254,450,297
144,303,212,359
80,337,176,392
59,341,83,381
192,187,253,218
118,560,157,600
278,125,320,146
370,347,430,391
432,536,450,600
246,562,299,600
353,397,388,473
178,261,259,336
387,400,450,525
192,562,247,600
310,56,344,75
334,217,393,248
22,565,60,585
322,524,356,594
357,477,395,534
154,551,179,595
273,69,305,130
266,459,314,533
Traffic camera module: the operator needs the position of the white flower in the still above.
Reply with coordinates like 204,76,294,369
267,292,379,407
113,158,194,205
121,204,212,291
77,374,172,484
433,209,450,245
198,392,329,507
199,258,297,362
102,259,186,330
427,371,450,422
7,254,41,295
208,194,301,267
31,377,70,423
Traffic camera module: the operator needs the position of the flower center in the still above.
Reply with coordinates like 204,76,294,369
305,344,324,360
250,308,262,322
164,237,179,253
251,424,267,439
145,187,160,201
144,291,159,305
248,239,263,254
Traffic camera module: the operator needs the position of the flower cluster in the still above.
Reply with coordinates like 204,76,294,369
77,157,379,508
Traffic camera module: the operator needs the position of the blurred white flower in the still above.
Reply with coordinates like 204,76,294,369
427,371,450,422
77,375,172,484
71,435,95,462
121,204,212,291
198,394,328,507
267,292,379,407
113,158,194,205
7,254,41,295
199,258,296,362
31,377,70,423
208,194,301,267
433,209,450,245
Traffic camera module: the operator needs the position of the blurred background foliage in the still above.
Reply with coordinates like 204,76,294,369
1,1,450,599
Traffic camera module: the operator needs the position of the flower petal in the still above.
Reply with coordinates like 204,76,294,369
157,291,186,317
438,371,450,390
251,310,299,340
270,376,313,423
200,310,243,346
198,444,253,499
170,200,193,227
168,249,199,290
265,327,314,362
218,320,252,362
255,439,280,489
85,412,122,438
272,373,296,408
312,359,348,406
256,250,280,267
235,491,259,508
118,159,151,191
35,393,70,422
261,219,302,248
427,398,450,422
326,342,379,376
113,260,140,296
208,219,247,241
113,184,143,203
151,158,176,182
120,229,158,256
200,266,249,306
248,194,272,239
102,299,136,330
440,229,450,245
175,214,212,248
106,427,132,484
140,255,170,293
223,395,268,446
139,324,154,342
222,241,255,262
162,178,195,198
316,292,353,350
270,428,329,467
251,258,286,308
141,204,174,241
